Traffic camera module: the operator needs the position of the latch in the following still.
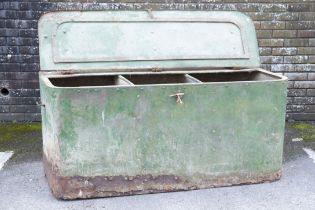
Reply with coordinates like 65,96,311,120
170,91,185,104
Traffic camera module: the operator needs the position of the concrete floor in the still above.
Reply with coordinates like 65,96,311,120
0,123,315,210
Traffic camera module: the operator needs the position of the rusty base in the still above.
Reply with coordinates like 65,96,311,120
44,155,281,200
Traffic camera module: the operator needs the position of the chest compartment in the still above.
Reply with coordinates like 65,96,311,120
39,11,287,199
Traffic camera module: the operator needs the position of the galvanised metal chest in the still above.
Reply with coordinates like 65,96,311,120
38,11,288,199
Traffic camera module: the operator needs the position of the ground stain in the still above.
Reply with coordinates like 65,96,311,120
0,123,42,163
290,122,315,141
283,122,315,162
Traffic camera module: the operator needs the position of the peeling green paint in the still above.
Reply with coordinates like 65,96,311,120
105,89,139,117
59,98,78,157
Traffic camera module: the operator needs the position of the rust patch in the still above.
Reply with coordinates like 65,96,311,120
44,155,281,200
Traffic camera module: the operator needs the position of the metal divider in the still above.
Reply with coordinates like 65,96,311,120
117,75,135,86
185,74,202,83
119,74,204,85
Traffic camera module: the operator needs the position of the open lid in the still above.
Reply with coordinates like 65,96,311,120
38,11,260,71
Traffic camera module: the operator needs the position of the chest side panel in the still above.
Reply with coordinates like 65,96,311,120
48,81,287,178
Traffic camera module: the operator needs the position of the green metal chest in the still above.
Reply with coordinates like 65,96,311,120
38,11,288,199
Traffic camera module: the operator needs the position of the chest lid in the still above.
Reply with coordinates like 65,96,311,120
38,11,260,71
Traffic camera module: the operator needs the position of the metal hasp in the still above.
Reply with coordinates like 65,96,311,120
38,11,288,199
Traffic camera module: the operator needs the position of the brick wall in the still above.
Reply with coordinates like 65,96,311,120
0,0,315,122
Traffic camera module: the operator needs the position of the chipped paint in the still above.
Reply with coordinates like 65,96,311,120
101,111,105,127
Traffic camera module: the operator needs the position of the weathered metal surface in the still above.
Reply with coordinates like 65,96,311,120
40,68,287,199
38,11,260,71
39,11,288,199
44,154,282,200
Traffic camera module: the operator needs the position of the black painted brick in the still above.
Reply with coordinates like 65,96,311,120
307,89,315,96
287,89,306,97
305,105,315,113
0,105,10,113
0,63,20,72
10,89,39,97
287,105,304,113
284,73,307,81
0,113,24,122
24,113,41,122
10,105,40,113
